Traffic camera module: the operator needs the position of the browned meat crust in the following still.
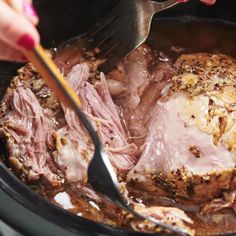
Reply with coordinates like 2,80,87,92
127,53,236,204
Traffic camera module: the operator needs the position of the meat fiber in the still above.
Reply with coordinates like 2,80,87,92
109,44,175,146
200,190,236,215
0,87,61,186
108,44,153,102
0,62,138,185
124,205,194,235
53,63,138,183
127,53,236,204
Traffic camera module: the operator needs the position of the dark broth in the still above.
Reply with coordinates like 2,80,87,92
50,19,236,236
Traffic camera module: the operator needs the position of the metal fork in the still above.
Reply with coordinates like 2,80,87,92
81,0,181,72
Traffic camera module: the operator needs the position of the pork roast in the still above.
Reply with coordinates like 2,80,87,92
0,46,195,235
3,45,236,235
127,53,236,204
108,44,175,147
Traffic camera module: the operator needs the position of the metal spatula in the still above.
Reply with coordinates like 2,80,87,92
79,0,181,72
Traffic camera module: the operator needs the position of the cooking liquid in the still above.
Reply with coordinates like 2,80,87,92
51,19,236,236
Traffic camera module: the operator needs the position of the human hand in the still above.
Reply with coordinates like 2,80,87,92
0,0,39,62
178,0,216,5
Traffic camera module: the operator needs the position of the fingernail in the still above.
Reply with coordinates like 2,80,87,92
177,0,188,2
22,2,38,18
203,2,213,6
201,0,216,5
21,55,27,61
17,34,35,50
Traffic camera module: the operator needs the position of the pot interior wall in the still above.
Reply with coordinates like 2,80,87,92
1,0,236,95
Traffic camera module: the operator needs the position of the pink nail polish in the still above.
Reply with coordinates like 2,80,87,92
200,0,216,5
17,34,35,50
204,2,214,6
21,55,27,61
23,2,38,18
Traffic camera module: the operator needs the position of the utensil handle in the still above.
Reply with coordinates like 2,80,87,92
151,0,180,13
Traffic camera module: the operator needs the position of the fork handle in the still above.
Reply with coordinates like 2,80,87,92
151,0,180,13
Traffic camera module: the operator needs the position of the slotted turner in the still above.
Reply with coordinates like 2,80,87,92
79,0,181,72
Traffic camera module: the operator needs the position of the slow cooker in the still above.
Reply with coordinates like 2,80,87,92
1,0,236,235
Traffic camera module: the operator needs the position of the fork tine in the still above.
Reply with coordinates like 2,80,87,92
86,1,123,39
98,41,138,73
85,0,180,72
87,15,118,40
85,1,126,51
99,24,147,72
150,0,179,13
95,33,122,59
88,24,120,50
97,41,122,60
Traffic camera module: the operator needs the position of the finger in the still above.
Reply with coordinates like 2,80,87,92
177,0,216,4
0,39,26,62
22,0,39,25
0,1,40,51
200,0,216,5
7,0,38,25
